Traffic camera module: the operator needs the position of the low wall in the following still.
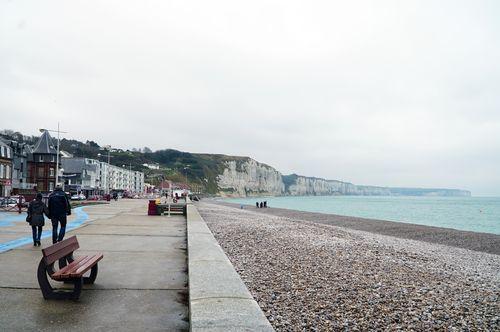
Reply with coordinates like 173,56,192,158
187,204,274,331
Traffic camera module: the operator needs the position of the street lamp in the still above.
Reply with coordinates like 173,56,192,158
183,165,190,190
39,123,67,187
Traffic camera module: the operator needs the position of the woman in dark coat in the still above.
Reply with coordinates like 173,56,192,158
27,193,49,246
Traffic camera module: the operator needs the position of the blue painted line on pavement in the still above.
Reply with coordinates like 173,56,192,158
0,212,27,227
0,207,89,253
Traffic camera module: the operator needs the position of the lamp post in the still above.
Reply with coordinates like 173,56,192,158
40,123,67,188
183,165,190,191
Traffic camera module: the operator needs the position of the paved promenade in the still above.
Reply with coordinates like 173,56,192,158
0,199,188,331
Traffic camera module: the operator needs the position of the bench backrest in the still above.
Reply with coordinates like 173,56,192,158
41,236,80,265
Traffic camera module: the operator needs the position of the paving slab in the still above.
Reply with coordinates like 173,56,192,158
95,214,183,226
0,233,25,242
0,249,186,289
75,224,186,236
73,233,186,252
0,288,188,331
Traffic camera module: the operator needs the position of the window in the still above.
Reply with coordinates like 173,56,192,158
49,182,54,191
51,155,55,162
6,148,10,159
6,165,10,179
0,164,4,178
49,168,55,177
20,162,23,173
0,146,4,157
37,167,44,178
39,155,43,162
37,181,45,192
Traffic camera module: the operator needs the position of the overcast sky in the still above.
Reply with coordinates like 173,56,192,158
1,1,499,196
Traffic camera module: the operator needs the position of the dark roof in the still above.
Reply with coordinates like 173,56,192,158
32,130,57,155
0,137,9,148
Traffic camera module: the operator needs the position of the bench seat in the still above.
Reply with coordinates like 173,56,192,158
52,254,103,280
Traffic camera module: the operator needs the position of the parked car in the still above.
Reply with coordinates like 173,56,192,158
0,197,18,207
70,193,86,201
10,195,26,204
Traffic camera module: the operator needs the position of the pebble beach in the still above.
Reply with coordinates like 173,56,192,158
197,202,500,331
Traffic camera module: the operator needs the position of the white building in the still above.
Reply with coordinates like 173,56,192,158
62,158,101,196
142,163,160,170
99,162,144,194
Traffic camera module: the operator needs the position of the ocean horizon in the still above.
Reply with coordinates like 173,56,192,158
222,195,500,235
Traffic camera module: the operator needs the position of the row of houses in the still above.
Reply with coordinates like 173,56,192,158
0,131,145,197
63,157,144,197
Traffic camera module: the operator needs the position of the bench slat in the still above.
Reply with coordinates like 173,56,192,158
52,254,102,280
53,255,93,279
51,256,89,279
70,254,103,278
42,235,78,257
65,255,94,275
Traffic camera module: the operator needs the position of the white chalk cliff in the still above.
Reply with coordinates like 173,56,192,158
217,159,285,197
216,159,471,197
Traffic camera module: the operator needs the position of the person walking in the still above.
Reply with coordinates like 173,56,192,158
26,193,49,246
48,184,71,244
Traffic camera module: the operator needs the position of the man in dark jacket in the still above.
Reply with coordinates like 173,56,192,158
48,184,71,244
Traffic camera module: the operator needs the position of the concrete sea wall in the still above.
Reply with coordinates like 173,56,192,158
187,203,274,331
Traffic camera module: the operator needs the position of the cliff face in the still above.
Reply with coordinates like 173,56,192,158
284,175,352,196
284,175,392,196
216,161,471,197
216,159,285,197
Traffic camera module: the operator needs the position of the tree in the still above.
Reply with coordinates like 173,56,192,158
143,147,153,153
86,140,100,148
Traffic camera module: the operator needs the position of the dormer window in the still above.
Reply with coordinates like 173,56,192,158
39,155,43,162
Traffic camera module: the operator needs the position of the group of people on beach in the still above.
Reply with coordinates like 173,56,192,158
256,201,268,208
25,184,72,246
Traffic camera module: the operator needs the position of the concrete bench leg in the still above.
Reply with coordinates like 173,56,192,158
84,263,98,284
37,259,83,300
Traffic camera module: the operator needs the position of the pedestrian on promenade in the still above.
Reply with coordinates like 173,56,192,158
48,184,72,244
264,201,267,208
256,202,259,208
26,193,49,246
260,202,263,208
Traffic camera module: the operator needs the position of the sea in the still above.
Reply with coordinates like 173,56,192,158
223,196,500,235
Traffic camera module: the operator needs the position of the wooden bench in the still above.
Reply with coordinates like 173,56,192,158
37,235,103,300
157,203,187,216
